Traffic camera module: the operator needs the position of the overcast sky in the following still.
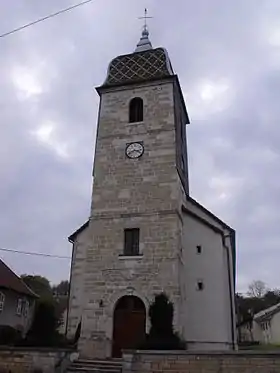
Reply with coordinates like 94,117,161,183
1,0,280,292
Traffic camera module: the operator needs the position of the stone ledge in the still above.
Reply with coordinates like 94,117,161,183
0,346,76,352
123,349,280,356
118,255,143,260
0,348,77,373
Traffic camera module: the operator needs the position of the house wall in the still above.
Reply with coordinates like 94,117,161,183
270,312,280,344
253,312,280,345
181,205,235,350
0,289,35,336
252,320,263,342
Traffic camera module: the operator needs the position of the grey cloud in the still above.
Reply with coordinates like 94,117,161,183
1,0,280,290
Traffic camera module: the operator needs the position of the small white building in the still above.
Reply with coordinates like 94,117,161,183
253,303,280,345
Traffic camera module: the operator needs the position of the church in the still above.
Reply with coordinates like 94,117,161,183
66,23,237,358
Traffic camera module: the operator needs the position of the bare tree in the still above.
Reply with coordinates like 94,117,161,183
247,280,267,298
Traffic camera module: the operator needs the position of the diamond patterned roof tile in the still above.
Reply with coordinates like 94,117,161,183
103,48,173,87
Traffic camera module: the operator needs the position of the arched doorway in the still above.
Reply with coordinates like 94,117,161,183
112,295,146,357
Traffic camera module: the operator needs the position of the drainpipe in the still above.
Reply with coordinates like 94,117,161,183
65,240,75,339
224,234,236,350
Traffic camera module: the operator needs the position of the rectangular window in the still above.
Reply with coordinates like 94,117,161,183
197,281,204,291
24,300,29,317
124,228,140,256
0,293,5,312
16,298,23,315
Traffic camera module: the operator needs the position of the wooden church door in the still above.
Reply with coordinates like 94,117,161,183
112,296,146,357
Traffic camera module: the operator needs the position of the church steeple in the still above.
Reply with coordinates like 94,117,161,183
135,27,152,52
67,18,237,359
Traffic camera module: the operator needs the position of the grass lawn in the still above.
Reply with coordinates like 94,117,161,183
239,343,280,350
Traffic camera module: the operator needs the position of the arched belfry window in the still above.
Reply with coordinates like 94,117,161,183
129,97,143,123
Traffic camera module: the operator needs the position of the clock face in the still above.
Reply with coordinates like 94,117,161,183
125,142,144,159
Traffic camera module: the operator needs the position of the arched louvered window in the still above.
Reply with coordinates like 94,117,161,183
129,97,143,123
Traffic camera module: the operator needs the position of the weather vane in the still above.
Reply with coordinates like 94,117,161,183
138,8,153,32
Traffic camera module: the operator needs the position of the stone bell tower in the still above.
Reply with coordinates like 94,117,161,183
75,22,189,357
67,18,237,359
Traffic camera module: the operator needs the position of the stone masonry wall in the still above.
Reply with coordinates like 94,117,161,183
91,81,182,215
123,350,280,373
0,348,76,373
79,212,182,358
78,80,185,358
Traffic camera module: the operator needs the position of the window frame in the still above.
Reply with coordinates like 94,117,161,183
197,280,204,291
16,298,23,315
123,228,140,256
196,245,202,254
0,292,5,312
24,299,29,317
129,97,144,123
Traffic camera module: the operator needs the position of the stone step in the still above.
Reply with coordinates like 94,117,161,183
71,363,121,370
70,364,121,371
67,368,121,373
75,359,122,367
67,359,122,373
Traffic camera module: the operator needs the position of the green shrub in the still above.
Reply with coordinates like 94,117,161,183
32,368,43,373
24,299,61,346
139,293,186,350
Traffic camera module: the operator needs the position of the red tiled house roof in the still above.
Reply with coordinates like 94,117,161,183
0,259,38,298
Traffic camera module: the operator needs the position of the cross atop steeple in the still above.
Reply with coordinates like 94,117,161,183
138,8,153,32
135,8,153,52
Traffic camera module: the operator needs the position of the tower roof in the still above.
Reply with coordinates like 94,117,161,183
101,10,174,88
96,24,189,126
0,258,38,298
102,47,173,88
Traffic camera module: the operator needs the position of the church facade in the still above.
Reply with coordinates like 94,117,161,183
66,27,237,358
